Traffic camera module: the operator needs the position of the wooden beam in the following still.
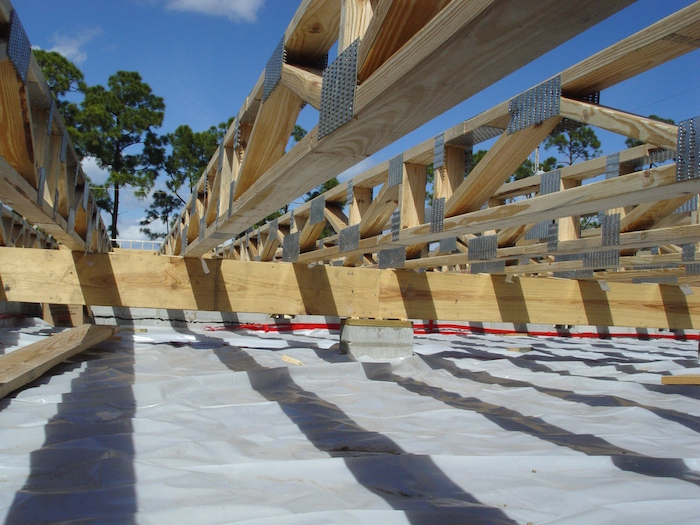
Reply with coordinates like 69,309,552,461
179,0,632,256
280,64,323,110
445,116,562,217
661,375,700,385
339,0,374,52
2,248,700,329
560,98,678,150
0,324,118,399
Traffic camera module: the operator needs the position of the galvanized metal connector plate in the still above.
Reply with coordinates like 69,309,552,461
677,116,699,182
433,133,445,170
605,153,620,179
227,181,235,219
263,37,286,102
8,10,31,84
36,167,46,206
468,234,497,261
282,231,300,262
346,180,354,205
378,247,406,269
309,195,325,225
319,39,360,139
431,197,445,234
388,154,403,188
526,170,560,241
676,195,699,214
508,76,561,134
339,224,360,253
470,261,505,275
439,237,457,254
391,210,400,241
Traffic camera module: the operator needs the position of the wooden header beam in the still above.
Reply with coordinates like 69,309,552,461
1,247,699,330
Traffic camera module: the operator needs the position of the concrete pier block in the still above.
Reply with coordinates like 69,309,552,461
339,319,413,360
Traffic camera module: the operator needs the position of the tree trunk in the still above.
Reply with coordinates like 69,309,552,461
111,182,120,239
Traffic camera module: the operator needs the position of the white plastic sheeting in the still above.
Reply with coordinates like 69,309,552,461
1,322,699,524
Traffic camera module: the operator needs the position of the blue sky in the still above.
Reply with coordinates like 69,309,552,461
14,0,700,241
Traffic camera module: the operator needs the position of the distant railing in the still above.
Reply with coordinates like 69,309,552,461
111,239,160,251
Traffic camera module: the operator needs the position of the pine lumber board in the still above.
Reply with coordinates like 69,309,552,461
0,60,36,183
280,64,323,110
339,0,374,52
182,0,632,256
233,85,304,199
0,0,12,22
284,0,341,65
2,248,700,329
661,375,700,385
0,156,85,250
444,116,563,217
356,0,451,81
0,324,118,399
620,196,695,233
559,98,678,150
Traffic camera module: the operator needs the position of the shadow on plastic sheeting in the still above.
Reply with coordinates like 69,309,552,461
211,342,516,525
361,361,700,489
4,342,138,525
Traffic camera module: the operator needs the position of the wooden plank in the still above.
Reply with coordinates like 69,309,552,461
620,196,694,233
0,324,118,399
180,0,632,256
434,146,465,201
400,163,426,258
0,61,36,183
339,0,374,52
445,116,562,217
280,64,323,110
1,248,698,329
284,0,341,65
661,375,700,385
357,0,451,81
560,98,678,150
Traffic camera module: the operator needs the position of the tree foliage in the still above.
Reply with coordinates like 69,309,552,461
545,125,601,165
78,71,166,239
33,49,85,141
140,120,231,240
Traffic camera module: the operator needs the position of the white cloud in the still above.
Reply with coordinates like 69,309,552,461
164,0,265,22
48,28,102,65
81,156,110,185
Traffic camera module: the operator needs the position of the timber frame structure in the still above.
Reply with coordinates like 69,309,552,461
2,0,700,329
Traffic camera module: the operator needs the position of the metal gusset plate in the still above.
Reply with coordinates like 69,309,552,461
319,39,360,139
526,170,560,240
36,168,46,206
60,130,69,163
232,120,241,150
227,181,235,219
52,188,59,222
470,260,505,275
449,126,504,148
585,213,621,268
431,197,445,234
339,224,360,253
553,253,593,280
605,153,620,179
468,234,498,261
309,195,325,225
282,231,300,262
67,207,76,235
8,10,31,83
547,220,559,252
269,218,278,239
346,180,354,205
391,210,400,241
217,139,225,173
199,217,206,242
263,37,286,102
677,116,699,182
388,154,403,188
433,133,445,170
682,242,700,275
508,75,561,134
378,247,406,269
632,276,679,284
289,209,295,230
675,195,698,214
439,237,457,253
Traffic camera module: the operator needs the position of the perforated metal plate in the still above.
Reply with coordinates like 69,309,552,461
52,188,59,222
289,209,295,231
309,195,325,225
227,181,235,219
431,197,445,234
67,207,76,235
378,247,406,269
508,76,561,134
36,168,46,206
199,217,206,242
433,133,445,169
83,183,90,211
605,153,620,179
470,261,505,275
468,234,497,261
319,39,360,139
439,237,457,253
180,228,188,252
547,220,559,252
232,120,241,150
217,140,225,173
526,170,561,241
391,210,401,241
60,130,68,163
339,224,360,253
676,195,699,214
346,180,354,205
8,10,31,83
602,213,621,247
269,219,278,239
632,276,679,284
263,37,286,102
47,99,55,136
449,126,505,148
388,154,403,188
282,232,300,262
677,116,699,182
552,253,593,280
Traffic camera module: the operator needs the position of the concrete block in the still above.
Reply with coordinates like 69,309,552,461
339,319,413,360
